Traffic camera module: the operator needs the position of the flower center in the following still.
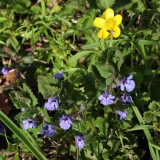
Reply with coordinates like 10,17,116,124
105,18,116,30
78,138,81,141
28,120,33,124
64,118,68,121
44,125,49,130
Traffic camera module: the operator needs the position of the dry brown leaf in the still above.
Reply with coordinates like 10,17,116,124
0,69,19,115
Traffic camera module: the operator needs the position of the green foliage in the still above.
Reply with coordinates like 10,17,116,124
96,0,116,9
37,75,60,98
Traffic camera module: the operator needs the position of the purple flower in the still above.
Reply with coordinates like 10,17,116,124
1,67,9,75
75,136,84,149
98,89,115,106
0,121,5,133
22,118,37,130
116,110,127,121
59,115,72,130
120,93,132,104
44,97,59,111
120,75,135,92
54,72,63,80
41,122,56,137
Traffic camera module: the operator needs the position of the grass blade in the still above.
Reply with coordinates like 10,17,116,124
0,111,48,160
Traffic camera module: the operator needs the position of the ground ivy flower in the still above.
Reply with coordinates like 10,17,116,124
22,118,37,130
1,67,9,75
59,115,72,130
93,8,122,39
116,110,127,121
44,97,59,111
98,89,115,106
120,75,135,92
41,122,56,137
54,72,63,80
120,93,132,104
0,121,5,133
75,136,84,149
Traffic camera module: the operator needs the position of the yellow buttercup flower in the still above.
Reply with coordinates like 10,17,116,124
55,5,61,12
93,8,122,39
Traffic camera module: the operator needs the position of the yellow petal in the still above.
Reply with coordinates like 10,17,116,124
112,27,121,38
98,28,110,39
93,17,106,29
114,14,122,25
103,8,114,19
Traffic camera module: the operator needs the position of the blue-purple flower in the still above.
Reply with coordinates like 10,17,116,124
41,122,56,137
54,72,63,80
0,121,5,133
75,136,84,149
22,118,37,130
98,89,115,106
116,110,127,121
59,115,72,130
120,93,132,104
1,67,9,75
120,75,135,92
44,97,59,111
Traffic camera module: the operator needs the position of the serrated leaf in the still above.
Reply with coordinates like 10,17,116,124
23,83,38,106
90,142,103,154
37,76,60,98
95,62,113,79
143,111,157,123
10,91,31,109
96,0,115,9
72,120,88,134
107,140,120,152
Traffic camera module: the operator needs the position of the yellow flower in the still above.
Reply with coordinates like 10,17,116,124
93,8,122,39
55,5,61,12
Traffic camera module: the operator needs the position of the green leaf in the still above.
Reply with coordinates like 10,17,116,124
13,5,27,13
94,117,108,137
148,101,160,110
22,52,34,64
10,91,31,109
137,40,158,45
81,42,100,50
68,51,94,64
23,83,38,106
72,120,88,134
96,0,115,9
90,142,103,154
30,5,41,14
127,125,155,131
55,14,71,27
114,50,123,71
135,92,150,107
143,111,157,123
102,148,110,160
95,62,113,79
37,75,60,98
107,140,120,152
